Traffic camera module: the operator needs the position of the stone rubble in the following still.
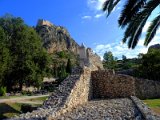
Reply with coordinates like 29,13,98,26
51,98,143,120
9,67,160,120
10,68,82,120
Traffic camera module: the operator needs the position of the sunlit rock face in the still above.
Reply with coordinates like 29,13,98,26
36,19,79,54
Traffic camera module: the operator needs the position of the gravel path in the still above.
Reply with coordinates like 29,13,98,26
53,98,144,120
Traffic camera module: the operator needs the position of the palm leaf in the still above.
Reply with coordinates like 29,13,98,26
103,0,120,16
103,0,160,48
118,0,146,28
124,0,160,48
144,14,160,46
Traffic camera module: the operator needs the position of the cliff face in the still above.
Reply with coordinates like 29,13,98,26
36,19,79,54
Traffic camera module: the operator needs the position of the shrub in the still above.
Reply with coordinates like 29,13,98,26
21,91,26,95
21,104,37,113
0,86,6,96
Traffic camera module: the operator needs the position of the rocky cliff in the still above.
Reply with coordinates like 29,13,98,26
36,19,79,54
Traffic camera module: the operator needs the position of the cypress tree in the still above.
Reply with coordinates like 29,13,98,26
66,59,72,74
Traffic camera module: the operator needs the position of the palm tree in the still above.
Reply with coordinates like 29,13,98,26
103,0,160,49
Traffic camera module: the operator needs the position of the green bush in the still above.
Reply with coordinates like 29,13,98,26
21,91,27,95
21,104,37,113
0,86,6,96
57,51,66,58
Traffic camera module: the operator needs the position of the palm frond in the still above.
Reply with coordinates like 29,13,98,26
128,16,148,49
103,0,120,16
118,0,146,28
144,14,160,46
103,0,160,48
124,0,160,48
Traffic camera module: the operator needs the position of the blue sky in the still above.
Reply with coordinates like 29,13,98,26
0,0,160,59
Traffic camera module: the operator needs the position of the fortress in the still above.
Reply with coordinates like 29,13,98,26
37,19,53,27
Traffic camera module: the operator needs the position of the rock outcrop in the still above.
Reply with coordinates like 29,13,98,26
36,19,79,54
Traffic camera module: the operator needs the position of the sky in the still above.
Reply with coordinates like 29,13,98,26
0,0,160,59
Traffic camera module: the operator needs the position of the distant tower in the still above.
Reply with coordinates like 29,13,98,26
79,43,89,67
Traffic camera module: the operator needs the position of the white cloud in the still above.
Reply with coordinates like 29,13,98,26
87,0,106,11
94,35,160,60
85,0,121,21
94,13,104,18
142,21,160,34
117,7,121,10
157,28,160,34
142,22,151,33
87,0,122,12
82,16,92,19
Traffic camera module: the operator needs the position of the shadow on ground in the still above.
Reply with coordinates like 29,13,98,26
0,103,21,119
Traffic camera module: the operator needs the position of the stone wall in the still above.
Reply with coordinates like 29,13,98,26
49,66,93,119
12,66,98,120
91,70,160,100
135,78,160,99
131,96,158,120
87,48,103,70
91,70,135,99
37,19,53,27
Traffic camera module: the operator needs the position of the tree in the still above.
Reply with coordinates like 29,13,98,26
0,14,51,91
122,55,127,61
58,63,68,80
138,53,144,59
103,0,160,49
136,49,160,81
0,27,11,87
103,51,117,69
66,59,72,74
103,51,114,62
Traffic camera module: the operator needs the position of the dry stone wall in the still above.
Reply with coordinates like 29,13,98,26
49,66,93,119
11,65,98,120
135,78,160,99
87,48,103,70
91,70,160,100
91,70,135,99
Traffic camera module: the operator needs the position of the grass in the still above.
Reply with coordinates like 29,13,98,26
143,99,160,107
0,95,22,99
0,102,22,119
143,99,160,115
28,96,48,102
0,96,48,119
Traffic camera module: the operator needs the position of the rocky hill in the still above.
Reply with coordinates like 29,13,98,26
36,19,79,54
